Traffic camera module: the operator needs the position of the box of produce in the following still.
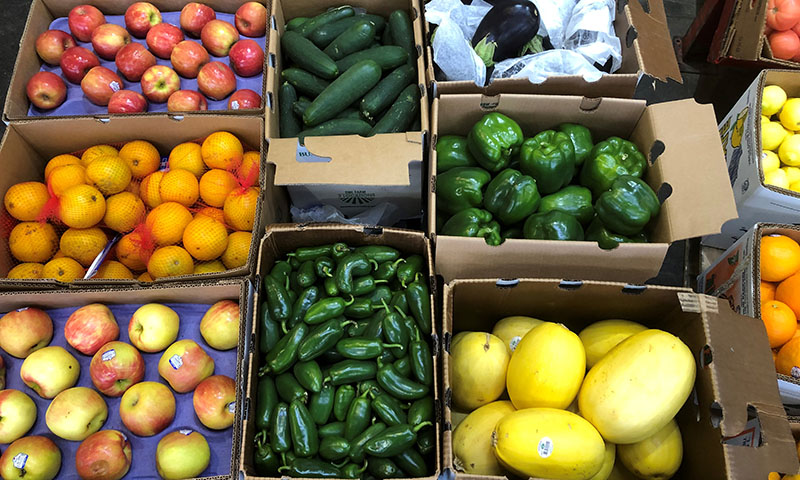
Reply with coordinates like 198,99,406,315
239,224,440,479
442,278,800,480
0,114,289,287
429,94,737,283
264,0,428,223
0,278,248,479
422,0,681,98
4,0,267,120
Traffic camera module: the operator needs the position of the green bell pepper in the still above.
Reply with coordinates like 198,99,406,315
501,226,524,240
523,211,585,241
518,130,576,195
585,218,649,250
558,123,593,165
580,136,647,197
483,168,541,225
436,135,477,173
440,208,502,246
538,185,594,225
467,113,524,172
595,175,660,236
436,167,492,215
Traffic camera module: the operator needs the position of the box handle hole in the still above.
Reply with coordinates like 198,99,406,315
657,182,673,205
649,140,665,165
558,280,584,290
621,284,647,294
580,97,602,111
626,27,638,48
496,279,519,288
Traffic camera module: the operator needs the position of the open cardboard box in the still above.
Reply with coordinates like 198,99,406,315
713,0,800,67
422,0,682,98
239,223,441,480
442,278,800,479
0,115,290,290
265,0,428,222
429,94,737,284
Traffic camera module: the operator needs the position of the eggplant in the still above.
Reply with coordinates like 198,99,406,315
471,0,541,67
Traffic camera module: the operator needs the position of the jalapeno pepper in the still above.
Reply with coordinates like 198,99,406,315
320,436,351,461
341,461,369,479
336,338,402,360
315,256,336,278
335,253,376,294
290,245,333,262
290,272,304,297
359,379,382,396
377,362,429,400
297,260,316,287
389,291,409,316
253,431,280,476
416,428,435,455
368,457,405,479
279,458,341,478
406,274,432,335
365,284,393,306
355,245,400,263
344,297,374,319
263,322,308,375
347,319,371,337
259,303,281,355
375,259,403,281
269,260,293,283
396,255,423,288
297,318,354,362
276,372,308,404
326,360,378,386
293,360,323,393
289,286,321,330
394,449,428,477
289,399,319,457
264,275,293,323
318,421,346,438
286,279,298,305
345,389,373,440
319,349,345,364
363,312,385,339
352,275,386,296
255,376,278,431
334,385,357,422
332,242,352,261
393,356,411,377
381,301,408,359
324,277,339,297
270,402,292,453
309,383,334,425
365,422,432,457
407,397,434,427
304,296,355,325
349,422,387,464
288,256,301,270
409,328,433,386
371,392,408,426
377,349,394,366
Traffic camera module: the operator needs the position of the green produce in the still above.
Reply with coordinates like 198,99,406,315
364,422,431,457
467,113,524,172
297,318,353,361
409,328,433,386
287,17,310,31
253,432,280,476
341,462,369,478
336,338,401,359
441,208,502,246
408,397,434,426
270,402,292,453
394,449,428,477
335,253,374,294
355,245,400,263
318,422,345,438
304,297,353,325
436,135,478,173
326,359,378,385
259,305,281,354
396,255,424,288
344,298,374,319
296,6,355,37
518,130,576,195
405,275,432,334
323,20,376,60
595,175,660,236
376,360,429,400
304,60,383,126
309,384,335,425
350,423,387,463
314,257,335,278
289,286,321,330
336,46,409,72
319,436,351,461
580,136,647,197
276,372,308,403
351,275,385,297
370,84,420,135
436,166,492,215
393,356,412,377
280,83,301,138
558,123,593,165
263,275,292,323
263,322,307,375
289,399,320,457
279,458,342,478
309,15,387,47
388,10,415,58
282,31,339,79
294,360,323,393
255,376,278,431
361,64,416,121
586,218,648,250
483,168,541,225
371,392,408,426
368,458,404,478
523,210,585,241
334,385,357,422
381,301,409,358
538,185,594,225
344,390,373,440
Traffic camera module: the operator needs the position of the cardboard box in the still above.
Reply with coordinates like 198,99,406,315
714,0,800,67
239,223,441,479
0,115,290,289
429,94,737,284
442,278,800,479
704,70,800,250
4,0,268,121
423,0,682,98
265,0,428,222
0,278,250,479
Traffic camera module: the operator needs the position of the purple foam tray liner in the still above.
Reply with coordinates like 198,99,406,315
1,302,238,479
28,10,266,116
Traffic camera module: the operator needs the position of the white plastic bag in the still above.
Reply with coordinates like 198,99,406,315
491,49,605,83
290,203,404,227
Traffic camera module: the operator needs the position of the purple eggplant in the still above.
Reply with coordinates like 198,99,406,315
472,0,541,67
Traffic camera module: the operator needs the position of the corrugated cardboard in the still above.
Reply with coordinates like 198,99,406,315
265,0,428,222
714,0,800,67
4,0,268,122
429,94,737,284
239,223,441,480
423,0,682,98
0,115,290,289
442,278,800,479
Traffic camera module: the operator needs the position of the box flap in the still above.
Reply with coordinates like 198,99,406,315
625,0,682,83
723,0,768,61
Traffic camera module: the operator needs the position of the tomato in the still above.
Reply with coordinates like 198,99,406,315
767,0,800,31
770,29,800,59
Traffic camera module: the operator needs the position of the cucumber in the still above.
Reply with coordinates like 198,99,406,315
323,20,376,61
293,98,312,118
335,46,409,72
299,119,373,141
310,15,387,48
296,6,355,38
304,60,383,127
388,10,415,59
382,22,393,45
371,84,420,135
282,68,331,97
360,64,416,121
286,17,310,31
280,82,301,138
281,31,339,80
336,108,363,120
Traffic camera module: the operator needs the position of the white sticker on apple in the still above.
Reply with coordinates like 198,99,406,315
15,308,28,313
109,81,121,92
102,349,116,362
12,453,27,469
179,429,192,435
169,354,183,370
230,100,240,110
227,402,236,413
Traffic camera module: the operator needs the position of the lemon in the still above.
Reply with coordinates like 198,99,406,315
765,168,790,189
780,98,800,131
783,166,800,184
763,85,788,116
763,121,789,150
762,115,771,124
791,181,800,193
780,134,800,166
763,150,781,173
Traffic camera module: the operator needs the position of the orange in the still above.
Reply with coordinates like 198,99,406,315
104,192,146,233
42,257,85,282
223,187,259,231
193,260,226,274
762,235,800,282
762,300,798,348
762,280,778,303
52,250,66,259
6,263,44,279
116,231,149,271
145,202,193,246
4,181,49,221
777,273,800,318
86,155,132,196
784,475,800,480
60,227,108,267
139,171,164,208
81,145,118,167
238,150,260,185
182,215,228,261
48,164,87,197
59,184,106,229
119,140,161,178
201,131,243,171
221,231,251,269
159,169,200,207
93,260,134,279
148,245,194,278
776,336,800,376
168,142,206,178
44,154,81,180
194,206,226,226
199,169,238,207
137,272,154,282
9,222,58,263
769,473,781,480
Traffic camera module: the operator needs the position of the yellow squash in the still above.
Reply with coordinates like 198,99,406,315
450,332,509,411
450,408,470,431
579,319,648,368
452,401,516,475
493,408,606,480
588,442,616,480
506,322,585,409
491,316,545,354
578,329,695,444
607,460,639,480
617,419,682,480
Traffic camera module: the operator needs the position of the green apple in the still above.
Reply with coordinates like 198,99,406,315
0,390,37,443
20,346,80,399
128,304,180,353
0,435,61,480
158,340,214,393
45,387,107,441
156,430,210,479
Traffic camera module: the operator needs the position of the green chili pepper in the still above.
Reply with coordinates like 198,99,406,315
381,301,408,358
320,436,351,461
359,379,382,396
355,246,400,263
315,256,336,278
253,432,280,476
334,385,357,422
308,384,334,425
352,275,385,296
365,285,393,306
347,319,371,337
407,397,434,427
319,421,346,438
286,284,298,305
289,399,319,457
325,277,339,297
365,422,431,457
325,360,378,386
304,297,355,325
270,402,292,453
276,372,308,404
336,253,374,294
363,312,385,339
255,376,278,431
293,360,323,393
279,458,341,478
396,255,423,288
377,349,394,365
416,428,435,455
263,322,308,375
298,318,354,362
371,392,408,426
320,350,346,364
283,450,297,466
409,328,433,386
367,457,405,478
394,449,428,477
295,261,315,288
345,390,373,440
264,275,293,323
377,362,429,400
406,275,432,335
344,297,374,319
332,242,351,260
288,255,301,270
374,259,403,281
269,260,293,283
290,245,333,262
259,303,281,354
336,338,402,360
389,291,409,316
341,461,369,478
349,422,387,463
393,356,411,377
289,286,321,330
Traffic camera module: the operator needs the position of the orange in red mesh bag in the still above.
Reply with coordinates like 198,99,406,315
201,132,243,171
9,222,58,263
148,245,194,279
116,230,149,271
221,143,260,232
146,202,193,246
139,171,165,209
168,142,206,178
194,206,227,226
120,140,161,179
4,182,49,222
159,169,200,207
81,145,118,167
183,215,228,261
199,169,238,208
44,154,80,179
104,192,146,233
86,155,132,196
60,227,108,267
48,164,87,197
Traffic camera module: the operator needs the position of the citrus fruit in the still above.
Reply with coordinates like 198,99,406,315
119,140,161,178
116,231,149,271
777,272,800,318
6,263,44,279
194,260,226,274
223,187,259,231
51,250,66,259
168,142,206,178
48,164,87,197
86,155,132,196
159,168,200,207
762,235,800,281
194,206,227,226
762,300,797,348
780,134,800,166
765,168,791,188
182,215,228,261
81,145,118,167
768,472,781,480
60,227,108,267
148,245,194,278
763,150,781,174
4,182,50,221
238,150,260,184
781,98,800,131
139,171,164,208
44,154,81,180
9,222,58,263
221,231,251,269
137,272,154,282
776,336,800,376
763,85,788,116
763,121,789,150
762,280,778,302
783,166,800,184
145,202,193,246
199,169,238,207
104,192,146,233
94,261,134,279
201,131,243,171
42,257,85,282
59,184,106,229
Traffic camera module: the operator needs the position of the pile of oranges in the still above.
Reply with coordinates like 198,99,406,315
2,131,260,282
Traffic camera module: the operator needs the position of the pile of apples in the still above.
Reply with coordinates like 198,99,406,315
765,0,800,60
0,299,240,480
27,1,266,113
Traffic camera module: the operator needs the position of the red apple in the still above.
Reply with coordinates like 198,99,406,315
197,61,236,100
167,90,208,112
35,30,77,65
180,3,216,37
199,300,239,350
170,40,210,78
119,381,176,436
158,339,215,393
125,2,162,38
228,89,262,110
26,72,67,110
68,5,106,42
60,46,100,84
235,2,268,37
201,19,240,57
108,90,148,114
155,431,210,479
192,374,236,430
0,308,53,358
91,23,131,61
115,42,157,82
140,65,180,103
0,436,61,480
146,23,184,59
90,341,145,397
75,430,131,480
229,39,264,77
64,303,119,356
81,66,123,106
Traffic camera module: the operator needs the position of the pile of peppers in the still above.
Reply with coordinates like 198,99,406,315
253,243,435,478
436,113,661,249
